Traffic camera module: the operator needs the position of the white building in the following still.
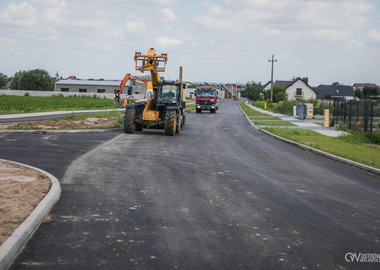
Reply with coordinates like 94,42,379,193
285,78,316,100
54,79,147,95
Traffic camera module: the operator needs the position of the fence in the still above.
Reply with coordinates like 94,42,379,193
333,99,380,132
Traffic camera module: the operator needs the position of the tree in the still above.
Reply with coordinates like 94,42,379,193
244,81,263,101
264,86,287,102
17,69,53,91
0,73,7,88
10,70,24,90
372,86,380,97
354,89,362,99
363,86,372,99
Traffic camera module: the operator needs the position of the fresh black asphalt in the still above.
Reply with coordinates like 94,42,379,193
1,101,379,270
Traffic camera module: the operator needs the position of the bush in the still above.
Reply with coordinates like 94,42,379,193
273,100,297,115
24,92,30,96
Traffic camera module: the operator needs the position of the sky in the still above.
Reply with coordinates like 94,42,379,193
1,0,380,87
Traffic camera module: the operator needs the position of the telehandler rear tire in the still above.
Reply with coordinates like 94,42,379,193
164,110,176,136
124,108,135,133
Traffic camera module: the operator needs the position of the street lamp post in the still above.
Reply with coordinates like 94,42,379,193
268,55,277,102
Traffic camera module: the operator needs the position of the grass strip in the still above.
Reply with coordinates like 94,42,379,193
0,95,118,115
254,121,296,126
263,128,380,169
250,116,281,120
240,103,270,116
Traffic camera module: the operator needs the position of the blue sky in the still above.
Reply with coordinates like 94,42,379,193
1,0,380,86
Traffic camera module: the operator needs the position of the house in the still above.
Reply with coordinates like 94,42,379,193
284,78,316,100
264,77,316,100
226,84,241,99
353,83,379,90
315,82,355,100
263,80,293,91
222,84,233,99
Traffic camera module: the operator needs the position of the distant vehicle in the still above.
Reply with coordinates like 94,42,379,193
195,86,218,113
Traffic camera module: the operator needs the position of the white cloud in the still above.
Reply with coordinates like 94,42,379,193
158,8,177,22
156,36,183,48
367,30,380,44
125,20,147,33
0,1,38,27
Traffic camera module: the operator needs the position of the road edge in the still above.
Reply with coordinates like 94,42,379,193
239,102,380,177
0,159,61,270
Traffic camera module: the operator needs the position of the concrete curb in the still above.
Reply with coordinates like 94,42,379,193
0,128,123,134
239,103,380,177
0,159,61,270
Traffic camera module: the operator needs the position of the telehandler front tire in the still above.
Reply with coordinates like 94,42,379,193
124,108,135,134
164,110,176,136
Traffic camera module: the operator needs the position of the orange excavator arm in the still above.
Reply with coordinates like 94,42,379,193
114,73,148,106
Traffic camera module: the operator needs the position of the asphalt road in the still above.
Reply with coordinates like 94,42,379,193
1,101,379,270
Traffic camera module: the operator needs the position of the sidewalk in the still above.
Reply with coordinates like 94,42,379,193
245,102,348,137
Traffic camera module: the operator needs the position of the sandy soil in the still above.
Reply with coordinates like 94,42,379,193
0,160,51,245
0,117,120,130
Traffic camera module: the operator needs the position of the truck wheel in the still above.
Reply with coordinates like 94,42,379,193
164,110,176,136
124,108,135,133
182,114,186,127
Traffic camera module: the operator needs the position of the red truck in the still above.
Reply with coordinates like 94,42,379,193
195,86,218,113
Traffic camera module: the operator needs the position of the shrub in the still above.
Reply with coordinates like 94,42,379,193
24,92,30,96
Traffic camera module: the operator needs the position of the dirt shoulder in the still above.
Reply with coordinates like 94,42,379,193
0,117,120,130
0,160,51,245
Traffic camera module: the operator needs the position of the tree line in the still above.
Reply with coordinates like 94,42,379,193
10,69,54,91
242,81,287,102
354,86,380,99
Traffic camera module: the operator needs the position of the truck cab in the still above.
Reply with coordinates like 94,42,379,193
195,86,218,113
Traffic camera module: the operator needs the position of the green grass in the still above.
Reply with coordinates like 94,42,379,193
0,95,118,115
253,121,296,126
250,116,281,120
313,122,324,127
263,128,380,169
186,104,196,110
240,103,270,116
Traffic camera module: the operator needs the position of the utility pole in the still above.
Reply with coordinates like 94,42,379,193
268,55,277,102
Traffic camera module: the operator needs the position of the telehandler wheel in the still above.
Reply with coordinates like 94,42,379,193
176,114,181,134
124,108,135,133
164,110,176,136
181,113,186,127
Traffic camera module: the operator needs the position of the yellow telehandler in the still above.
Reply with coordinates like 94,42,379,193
123,48,186,136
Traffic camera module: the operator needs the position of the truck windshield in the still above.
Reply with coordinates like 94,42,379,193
157,84,178,103
197,89,216,97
